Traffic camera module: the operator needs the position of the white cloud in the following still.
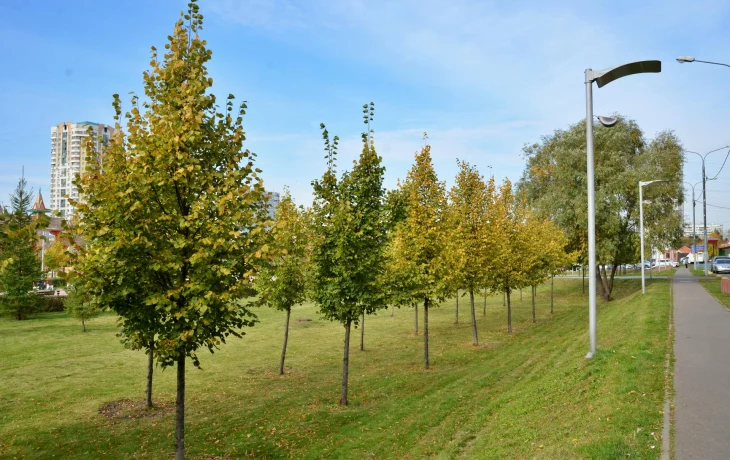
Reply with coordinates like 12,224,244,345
208,0,730,223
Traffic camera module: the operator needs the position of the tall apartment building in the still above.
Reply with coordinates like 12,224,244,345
50,121,113,219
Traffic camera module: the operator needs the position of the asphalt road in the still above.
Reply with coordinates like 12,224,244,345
673,267,730,459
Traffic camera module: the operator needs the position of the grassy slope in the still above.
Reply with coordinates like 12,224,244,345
0,279,670,459
699,278,730,311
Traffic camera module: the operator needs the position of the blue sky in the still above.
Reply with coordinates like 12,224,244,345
1,0,729,232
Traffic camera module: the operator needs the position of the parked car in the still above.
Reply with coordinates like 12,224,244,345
711,257,730,274
672,260,680,267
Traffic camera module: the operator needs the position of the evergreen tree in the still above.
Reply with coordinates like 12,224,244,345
64,279,99,332
0,175,43,320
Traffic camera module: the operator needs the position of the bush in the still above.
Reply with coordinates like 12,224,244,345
0,294,44,320
51,278,67,287
43,296,66,312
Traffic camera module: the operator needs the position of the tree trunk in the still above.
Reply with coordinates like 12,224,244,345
455,289,459,324
506,289,512,334
483,290,486,316
596,265,610,301
175,355,185,460
550,275,554,314
582,265,586,294
146,343,154,408
340,319,351,406
424,298,430,369
608,263,618,294
531,285,536,323
279,309,290,375
414,303,418,335
470,289,478,346
390,304,394,317
81,317,86,332
360,313,365,351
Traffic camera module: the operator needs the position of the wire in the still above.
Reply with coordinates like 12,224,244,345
709,148,730,180
707,203,730,210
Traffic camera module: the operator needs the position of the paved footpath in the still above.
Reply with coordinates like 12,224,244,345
673,267,730,459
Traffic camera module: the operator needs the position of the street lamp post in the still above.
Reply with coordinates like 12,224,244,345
676,56,730,69
683,181,702,264
640,180,665,294
684,149,728,274
584,60,661,359
677,57,730,274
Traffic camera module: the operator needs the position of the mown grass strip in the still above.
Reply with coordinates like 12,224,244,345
0,279,670,459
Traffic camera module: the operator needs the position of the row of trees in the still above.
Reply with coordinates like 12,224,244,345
13,2,585,458
254,124,573,409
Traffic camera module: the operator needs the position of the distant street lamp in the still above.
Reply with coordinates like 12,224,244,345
640,180,666,294
584,60,661,359
676,57,730,273
676,56,730,69
683,180,702,263
684,148,729,275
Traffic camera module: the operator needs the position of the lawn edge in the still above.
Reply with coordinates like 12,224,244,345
661,279,675,460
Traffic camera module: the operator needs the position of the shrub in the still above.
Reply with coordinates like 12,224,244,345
0,294,44,320
43,296,66,312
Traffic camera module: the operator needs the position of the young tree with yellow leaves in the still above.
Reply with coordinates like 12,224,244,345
445,160,495,345
391,145,448,368
310,104,387,405
72,3,270,457
253,192,308,375
523,215,572,322
488,180,533,333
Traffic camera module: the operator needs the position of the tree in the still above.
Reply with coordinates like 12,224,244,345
391,144,448,368
64,279,99,332
0,175,43,320
520,116,683,300
523,215,572,321
44,240,69,280
72,3,269,457
488,180,533,333
444,160,494,345
310,104,386,405
253,192,308,375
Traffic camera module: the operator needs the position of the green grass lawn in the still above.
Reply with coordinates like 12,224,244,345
699,278,730,311
0,279,671,459
690,267,709,276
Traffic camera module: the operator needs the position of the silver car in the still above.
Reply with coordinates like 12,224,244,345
712,257,730,274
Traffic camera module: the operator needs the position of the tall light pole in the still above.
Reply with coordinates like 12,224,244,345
683,180,702,263
684,148,729,274
640,180,666,294
584,60,661,359
677,57,730,273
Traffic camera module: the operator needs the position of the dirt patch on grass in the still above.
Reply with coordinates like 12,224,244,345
99,398,174,420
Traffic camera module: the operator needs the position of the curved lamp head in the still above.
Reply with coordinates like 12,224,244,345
676,56,696,64
596,116,618,127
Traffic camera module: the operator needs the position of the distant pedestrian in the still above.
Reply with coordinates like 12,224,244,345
685,261,688,269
